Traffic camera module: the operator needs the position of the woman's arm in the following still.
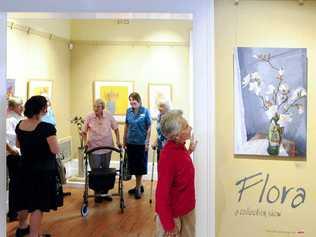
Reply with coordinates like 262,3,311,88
114,128,122,148
145,126,151,151
47,135,60,154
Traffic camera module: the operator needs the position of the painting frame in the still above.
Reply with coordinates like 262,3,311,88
234,47,307,159
6,78,16,98
27,80,53,100
148,83,172,119
94,81,134,122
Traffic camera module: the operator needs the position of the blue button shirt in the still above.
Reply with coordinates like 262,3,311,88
42,107,56,126
125,106,151,145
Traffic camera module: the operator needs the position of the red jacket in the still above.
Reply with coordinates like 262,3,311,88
155,140,195,231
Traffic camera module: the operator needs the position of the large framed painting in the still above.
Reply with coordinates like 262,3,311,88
6,79,15,98
94,81,134,121
234,47,307,158
27,80,53,99
148,83,172,119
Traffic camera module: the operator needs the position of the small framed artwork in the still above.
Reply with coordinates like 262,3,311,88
28,80,53,99
94,81,134,121
148,83,172,119
6,79,16,98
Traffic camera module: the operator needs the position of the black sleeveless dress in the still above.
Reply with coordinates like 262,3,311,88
15,121,60,212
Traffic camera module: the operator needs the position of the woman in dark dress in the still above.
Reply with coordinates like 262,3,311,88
15,96,60,237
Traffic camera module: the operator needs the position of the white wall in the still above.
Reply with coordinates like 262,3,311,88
0,12,6,237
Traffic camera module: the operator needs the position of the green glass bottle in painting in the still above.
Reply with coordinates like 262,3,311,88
267,116,282,156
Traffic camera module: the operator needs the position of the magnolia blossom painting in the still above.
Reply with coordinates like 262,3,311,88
234,47,307,158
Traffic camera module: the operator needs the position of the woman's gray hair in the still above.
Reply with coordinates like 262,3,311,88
157,99,171,111
94,98,105,109
8,97,23,109
160,109,184,140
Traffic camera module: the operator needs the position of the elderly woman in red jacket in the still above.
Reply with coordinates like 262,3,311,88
155,110,197,237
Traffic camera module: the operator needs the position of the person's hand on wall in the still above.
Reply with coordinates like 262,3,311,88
145,143,149,151
151,140,157,150
188,133,198,154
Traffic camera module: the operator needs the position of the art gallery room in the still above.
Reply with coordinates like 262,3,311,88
1,0,316,236
4,14,194,236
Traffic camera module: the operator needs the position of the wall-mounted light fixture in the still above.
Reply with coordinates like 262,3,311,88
68,42,74,50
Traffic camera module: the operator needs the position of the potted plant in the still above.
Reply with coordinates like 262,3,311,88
71,116,85,176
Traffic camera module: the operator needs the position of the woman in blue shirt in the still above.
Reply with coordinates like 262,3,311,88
123,92,151,199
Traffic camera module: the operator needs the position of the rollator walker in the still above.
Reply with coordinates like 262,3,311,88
80,146,125,217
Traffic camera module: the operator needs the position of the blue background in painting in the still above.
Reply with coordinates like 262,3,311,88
237,47,307,156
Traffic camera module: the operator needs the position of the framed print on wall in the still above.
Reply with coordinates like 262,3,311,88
148,83,172,119
94,81,134,121
234,47,307,158
27,80,53,99
6,79,15,98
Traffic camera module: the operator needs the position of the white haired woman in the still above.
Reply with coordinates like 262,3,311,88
151,100,170,161
155,110,197,237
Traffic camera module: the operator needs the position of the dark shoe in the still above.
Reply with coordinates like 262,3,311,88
103,195,113,202
134,188,142,199
128,185,144,195
15,226,30,237
94,196,103,203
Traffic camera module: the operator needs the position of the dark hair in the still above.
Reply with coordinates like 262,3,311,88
129,92,142,105
24,95,47,118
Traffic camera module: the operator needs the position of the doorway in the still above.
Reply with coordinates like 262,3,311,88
0,3,215,236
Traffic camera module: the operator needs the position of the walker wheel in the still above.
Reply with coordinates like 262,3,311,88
81,203,89,217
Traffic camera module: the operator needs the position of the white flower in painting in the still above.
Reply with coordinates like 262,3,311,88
291,87,307,100
300,88,307,97
251,72,261,81
266,85,275,95
278,114,293,127
279,83,289,95
266,105,278,120
277,94,287,106
242,74,251,88
249,82,262,95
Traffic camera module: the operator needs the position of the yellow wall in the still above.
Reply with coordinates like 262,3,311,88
215,1,316,236
70,43,190,161
7,27,71,139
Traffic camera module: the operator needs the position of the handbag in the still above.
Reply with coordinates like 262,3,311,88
56,175,64,207
122,151,132,181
